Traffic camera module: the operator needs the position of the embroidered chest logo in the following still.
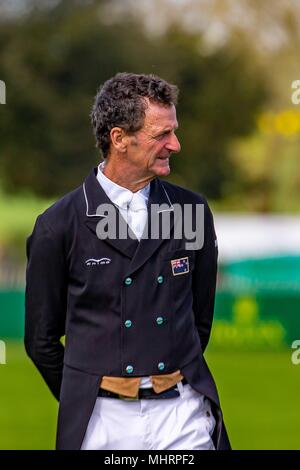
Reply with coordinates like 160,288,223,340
171,257,189,276
85,258,111,266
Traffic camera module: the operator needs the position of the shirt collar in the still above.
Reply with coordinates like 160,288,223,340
96,161,150,209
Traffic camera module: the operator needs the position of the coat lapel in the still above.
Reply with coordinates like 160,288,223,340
83,168,138,259
127,177,174,276
82,168,174,269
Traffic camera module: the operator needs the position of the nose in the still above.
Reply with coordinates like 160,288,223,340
166,132,181,154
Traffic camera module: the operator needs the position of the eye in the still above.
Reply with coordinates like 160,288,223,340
154,128,178,140
156,131,170,139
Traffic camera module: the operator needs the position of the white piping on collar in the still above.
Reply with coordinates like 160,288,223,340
83,182,107,217
157,184,174,213
83,181,174,217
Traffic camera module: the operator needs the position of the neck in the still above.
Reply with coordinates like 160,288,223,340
102,157,155,193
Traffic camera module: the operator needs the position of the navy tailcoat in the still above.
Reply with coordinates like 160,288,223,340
25,168,231,450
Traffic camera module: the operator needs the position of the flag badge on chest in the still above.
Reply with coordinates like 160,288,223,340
171,257,189,276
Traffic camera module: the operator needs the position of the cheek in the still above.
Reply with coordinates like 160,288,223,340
149,143,163,160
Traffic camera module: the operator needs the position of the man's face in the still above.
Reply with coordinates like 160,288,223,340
126,101,181,179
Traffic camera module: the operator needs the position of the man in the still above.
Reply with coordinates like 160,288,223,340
25,72,230,450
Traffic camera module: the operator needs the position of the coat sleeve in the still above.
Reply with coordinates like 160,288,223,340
192,201,218,353
24,215,67,401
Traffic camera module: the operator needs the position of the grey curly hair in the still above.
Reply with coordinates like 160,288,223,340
90,72,179,158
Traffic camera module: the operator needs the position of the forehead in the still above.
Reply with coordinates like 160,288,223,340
142,101,178,132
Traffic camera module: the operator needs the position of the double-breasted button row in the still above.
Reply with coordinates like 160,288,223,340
123,316,166,329
124,275,164,286
123,272,166,375
125,362,166,374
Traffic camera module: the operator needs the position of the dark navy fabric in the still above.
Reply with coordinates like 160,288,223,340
25,168,231,450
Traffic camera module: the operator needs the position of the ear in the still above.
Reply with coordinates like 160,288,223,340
110,127,129,153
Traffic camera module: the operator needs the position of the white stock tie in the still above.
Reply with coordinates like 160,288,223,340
127,192,148,241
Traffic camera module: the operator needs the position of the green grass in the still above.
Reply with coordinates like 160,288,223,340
0,342,299,449
0,341,57,449
206,348,300,449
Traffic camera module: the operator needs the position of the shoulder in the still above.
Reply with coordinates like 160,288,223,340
160,180,216,240
32,185,83,237
160,179,210,208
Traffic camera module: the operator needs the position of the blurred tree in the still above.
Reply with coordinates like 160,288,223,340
155,27,268,197
0,0,267,199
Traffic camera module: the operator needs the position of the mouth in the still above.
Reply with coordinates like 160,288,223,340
157,156,170,160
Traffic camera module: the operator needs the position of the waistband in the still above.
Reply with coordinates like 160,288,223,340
97,378,188,401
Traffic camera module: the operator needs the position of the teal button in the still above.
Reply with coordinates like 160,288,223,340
158,362,165,371
157,275,164,284
156,316,164,325
126,365,134,374
124,277,133,286
125,320,132,328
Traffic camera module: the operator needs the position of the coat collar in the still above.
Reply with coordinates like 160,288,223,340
83,167,113,217
96,162,150,210
83,168,174,272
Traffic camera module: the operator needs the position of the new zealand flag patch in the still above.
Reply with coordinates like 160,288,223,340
171,257,189,276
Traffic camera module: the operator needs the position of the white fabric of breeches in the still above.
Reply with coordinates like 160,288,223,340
81,383,216,450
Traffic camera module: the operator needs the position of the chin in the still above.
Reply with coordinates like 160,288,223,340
153,170,170,178
153,165,171,177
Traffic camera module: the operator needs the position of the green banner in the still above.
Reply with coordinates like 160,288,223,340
1,256,299,350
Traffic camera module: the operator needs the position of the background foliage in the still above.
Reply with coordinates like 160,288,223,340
0,0,267,199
